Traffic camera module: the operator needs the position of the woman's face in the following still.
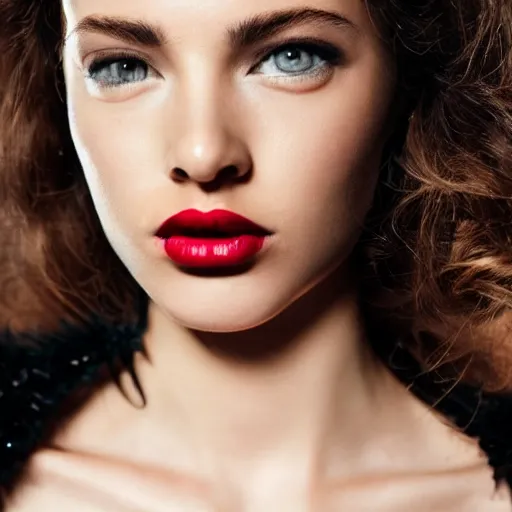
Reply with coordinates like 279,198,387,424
62,0,395,332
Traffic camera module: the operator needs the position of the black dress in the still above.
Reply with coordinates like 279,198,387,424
0,316,511,501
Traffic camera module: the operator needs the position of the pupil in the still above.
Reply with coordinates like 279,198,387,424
121,60,135,71
286,50,301,61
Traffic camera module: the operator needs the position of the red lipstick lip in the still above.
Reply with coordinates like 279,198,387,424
155,209,271,238
155,209,272,268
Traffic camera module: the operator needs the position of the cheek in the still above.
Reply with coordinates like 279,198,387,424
66,91,166,236
252,74,390,235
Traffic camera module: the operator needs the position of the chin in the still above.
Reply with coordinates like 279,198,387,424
150,275,295,333
176,314,269,333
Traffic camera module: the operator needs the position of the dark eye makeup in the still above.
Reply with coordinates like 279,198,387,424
85,38,344,88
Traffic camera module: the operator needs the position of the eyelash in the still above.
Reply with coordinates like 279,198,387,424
251,39,343,83
85,39,344,90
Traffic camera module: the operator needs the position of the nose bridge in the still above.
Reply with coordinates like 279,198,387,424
171,65,249,182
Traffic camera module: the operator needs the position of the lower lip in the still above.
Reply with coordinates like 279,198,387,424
162,235,266,268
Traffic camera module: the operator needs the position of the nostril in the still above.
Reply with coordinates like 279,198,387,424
171,167,189,182
169,164,251,188
218,165,241,181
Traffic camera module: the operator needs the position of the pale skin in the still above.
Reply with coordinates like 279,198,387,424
6,0,512,510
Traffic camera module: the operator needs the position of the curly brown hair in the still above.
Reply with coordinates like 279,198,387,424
0,1,511,389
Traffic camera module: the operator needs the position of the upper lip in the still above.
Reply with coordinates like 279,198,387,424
155,209,272,238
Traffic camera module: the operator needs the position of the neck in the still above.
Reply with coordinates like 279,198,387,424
134,271,404,480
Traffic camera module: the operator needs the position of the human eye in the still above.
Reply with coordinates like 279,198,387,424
250,39,343,84
85,52,156,89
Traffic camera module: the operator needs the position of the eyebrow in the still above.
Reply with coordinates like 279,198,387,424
228,8,357,49
67,8,356,49
68,16,167,47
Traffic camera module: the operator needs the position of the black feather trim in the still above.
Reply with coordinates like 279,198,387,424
386,342,512,487
0,317,144,489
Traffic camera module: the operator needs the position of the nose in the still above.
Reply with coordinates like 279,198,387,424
169,86,252,188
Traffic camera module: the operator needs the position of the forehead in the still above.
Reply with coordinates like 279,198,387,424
62,0,374,36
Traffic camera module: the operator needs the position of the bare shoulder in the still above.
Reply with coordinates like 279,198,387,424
4,449,215,512
319,464,512,512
